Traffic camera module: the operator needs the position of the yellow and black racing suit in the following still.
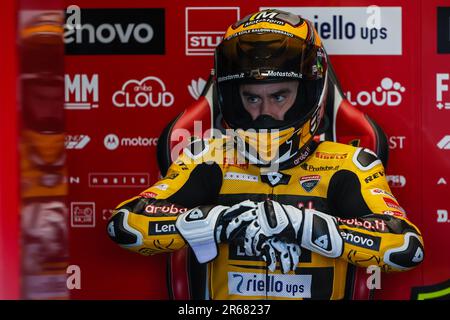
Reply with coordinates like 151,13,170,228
107,139,424,300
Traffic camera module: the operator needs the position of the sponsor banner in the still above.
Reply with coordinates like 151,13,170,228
437,135,450,150
65,8,165,55
228,272,312,298
364,170,385,184
387,175,406,188
185,7,240,56
65,134,91,150
88,173,150,188
437,210,449,223
437,7,450,54
436,73,450,110
224,172,258,182
104,134,158,150
388,136,406,149
71,202,95,228
144,204,187,215
300,163,340,172
188,77,207,100
337,217,387,232
346,77,406,107
148,221,177,235
112,76,174,108
340,230,381,250
64,74,98,110
68,176,81,185
263,6,402,55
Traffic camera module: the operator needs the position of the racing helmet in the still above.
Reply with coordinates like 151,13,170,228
214,9,328,166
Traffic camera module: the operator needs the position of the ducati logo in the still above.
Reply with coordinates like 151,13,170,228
300,175,321,192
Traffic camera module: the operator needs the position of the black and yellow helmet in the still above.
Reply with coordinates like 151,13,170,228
214,9,328,166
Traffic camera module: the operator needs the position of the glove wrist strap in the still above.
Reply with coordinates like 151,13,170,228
175,205,229,263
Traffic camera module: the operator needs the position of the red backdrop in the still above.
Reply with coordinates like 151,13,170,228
1,0,449,299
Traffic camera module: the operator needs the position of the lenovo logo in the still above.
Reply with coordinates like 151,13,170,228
65,9,165,55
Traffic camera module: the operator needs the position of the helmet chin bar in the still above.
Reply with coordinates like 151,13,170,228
232,127,301,169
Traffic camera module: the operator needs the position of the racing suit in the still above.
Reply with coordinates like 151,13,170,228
107,139,424,300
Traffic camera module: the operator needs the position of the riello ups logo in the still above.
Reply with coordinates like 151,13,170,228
65,8,165,55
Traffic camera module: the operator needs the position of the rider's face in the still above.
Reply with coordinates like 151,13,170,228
239,81,298,121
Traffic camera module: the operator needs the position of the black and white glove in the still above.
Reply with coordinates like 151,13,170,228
175,200,258,263
261,238,301,274
226,200,344,259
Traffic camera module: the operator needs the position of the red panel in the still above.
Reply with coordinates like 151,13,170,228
419,0,450,290
54,0,448,300
0,0,20,300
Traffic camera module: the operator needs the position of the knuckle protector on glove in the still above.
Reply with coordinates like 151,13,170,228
258,200,290,235
301,209,343,258
175,205,228,263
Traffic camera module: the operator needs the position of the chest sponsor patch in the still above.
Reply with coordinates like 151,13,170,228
315,152,348,160
370,188,395,199
140,191,157,198
299,175,321,192
228,272,312,298
382,210,406,218
383,197,405,213
148,220,177,235
340,230,381,251
224,172,258,182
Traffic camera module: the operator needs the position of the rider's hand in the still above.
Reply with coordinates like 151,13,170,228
226,199,344,259
175,200,258,263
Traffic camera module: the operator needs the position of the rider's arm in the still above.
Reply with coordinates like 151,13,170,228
106,147,223,256
325,148,424,272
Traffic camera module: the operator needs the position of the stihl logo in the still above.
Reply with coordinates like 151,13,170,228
65,74,99,110
437,135,450,150
185,7,240,56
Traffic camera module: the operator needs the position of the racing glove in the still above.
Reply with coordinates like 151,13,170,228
226,199,344,259
175,200,258,263
261,238,301,274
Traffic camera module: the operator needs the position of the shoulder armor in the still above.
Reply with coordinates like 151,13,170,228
352,148,382,171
